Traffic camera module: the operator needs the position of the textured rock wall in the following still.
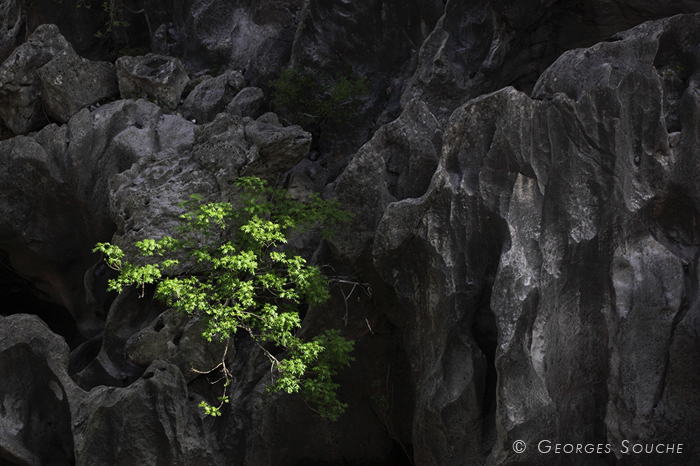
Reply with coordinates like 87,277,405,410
1,2,700,466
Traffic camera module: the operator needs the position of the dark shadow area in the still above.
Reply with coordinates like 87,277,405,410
0,250,83,349
472,289,498,458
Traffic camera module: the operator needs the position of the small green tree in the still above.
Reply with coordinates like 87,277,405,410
94,176,354,420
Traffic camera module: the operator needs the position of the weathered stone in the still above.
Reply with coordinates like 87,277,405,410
190,113,251,197
348,13,700,465
108,146,219,264
116,54,190,110
175,0,299,73
3,5,700,466
152,22,181,58
182,70,245,123
0,99,167,337
225,86,266,119
108,110,310,262
0,314,83,466
71,287,164,390
331,99,441,260
73,360,222,465
400,0,700,125
37,48,118,123
242,112,312,179
0,24,71,134
289,0,430,154
0,0,24,64
244,27,295,89
125,309,229,383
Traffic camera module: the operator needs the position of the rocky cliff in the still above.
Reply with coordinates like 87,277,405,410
1,1,700,465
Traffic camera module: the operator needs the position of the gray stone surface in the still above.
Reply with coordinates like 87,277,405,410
125,309,229,383
398,0,700,125
73,360,222,466
333,13,700,465
0,99,169,337
0,24,71,134
242,112,312,179
37,48,118,123
332,98,441,260
182,70,245,124
0,0,24,64
226,86,265,119
116,54,190,110
0,315,83,466
108,110,311,263
174,0,299,77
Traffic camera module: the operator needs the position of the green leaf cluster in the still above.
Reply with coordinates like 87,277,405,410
270,68,368,135
93,176,354,420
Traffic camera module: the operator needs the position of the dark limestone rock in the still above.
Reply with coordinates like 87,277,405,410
290,0,427,76
37,48,118,124
116,54,190,110
0,24,71,134
181,70,245,124
174,0,300,73
3,4,700,466
331,98,442,260
73,360,222,465
288,0,431,155
71,287,164,390
0,314,83,466
226,86,266,119
330,13,700,465
245,26,295,89
152,22,180,58
0,99,169,337
400,0,498,124
242,112,312,179
124,309,227,383
0,0,24,64
400,0,700,125
108,110,310,265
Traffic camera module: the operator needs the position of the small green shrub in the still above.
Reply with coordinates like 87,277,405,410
94,176,354,420
270,68,368,135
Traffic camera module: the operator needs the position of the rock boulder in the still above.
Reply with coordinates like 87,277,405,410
116,54,190,110
0,24,71,134
37,48,118,123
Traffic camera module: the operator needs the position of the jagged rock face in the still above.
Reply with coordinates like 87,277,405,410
181,70,245,123
116,54,190,110
332,13,700,466
73,360,222,466
0,0,24,64
0,315,82,466
0,24,71,134
173,0,300,77
401,0,700,124
109,111,311,263
226,86,266,120
37,49,118,124
0,99,175,337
